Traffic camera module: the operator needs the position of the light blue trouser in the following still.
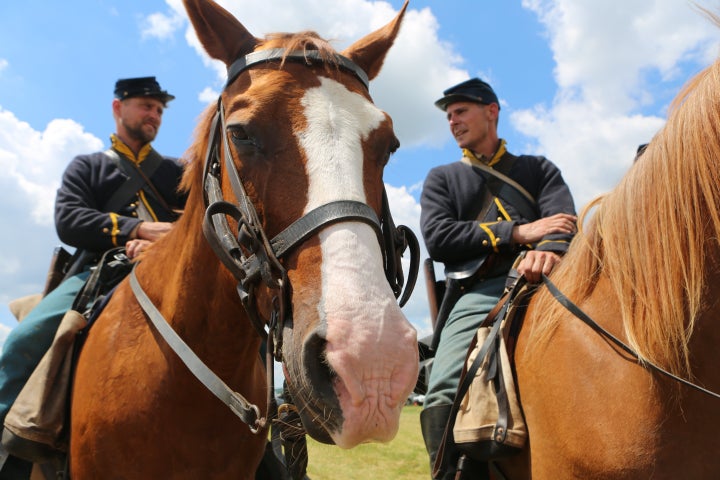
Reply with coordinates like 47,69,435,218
423,274,507,408
0,272,89,425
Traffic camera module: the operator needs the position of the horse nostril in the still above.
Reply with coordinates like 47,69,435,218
288,328,342,444
302,331,339,406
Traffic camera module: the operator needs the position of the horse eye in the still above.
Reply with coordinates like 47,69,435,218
227,125,254,146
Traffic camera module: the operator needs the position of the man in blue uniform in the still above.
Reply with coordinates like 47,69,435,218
0,76,186,477
419,78,577,479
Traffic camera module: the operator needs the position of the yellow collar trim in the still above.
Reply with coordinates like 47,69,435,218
110,134,151,165
462,139,507,168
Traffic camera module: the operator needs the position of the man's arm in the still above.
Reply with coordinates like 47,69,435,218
513,157,577,282
55,154,145,251
420,164,517,263
55,153,183,253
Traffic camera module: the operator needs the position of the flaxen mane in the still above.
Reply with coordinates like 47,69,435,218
528,59,720,378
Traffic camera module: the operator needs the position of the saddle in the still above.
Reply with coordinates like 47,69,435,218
3,248,310,480
433,273,537,480
1,248,132,478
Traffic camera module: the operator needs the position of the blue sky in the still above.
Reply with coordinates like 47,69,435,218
0,0,718,345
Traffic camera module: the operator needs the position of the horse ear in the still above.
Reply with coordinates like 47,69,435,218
183,0,258,65
341,0,408,81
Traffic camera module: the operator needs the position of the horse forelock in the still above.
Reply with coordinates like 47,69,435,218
529,60,720,378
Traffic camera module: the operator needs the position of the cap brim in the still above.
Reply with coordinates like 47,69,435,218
434,93,484,111
120,91,175,104
145,92,175,104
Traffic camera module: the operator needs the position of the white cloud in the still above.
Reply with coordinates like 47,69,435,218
0,109,103,330
140,10,185,41
0,323,10,351
511,102,666,208
164,0,471,150
0,59,8,74
198,87,219,105
524,0,718,109
0,110,103,225
516,0,720,209
385,183,432,337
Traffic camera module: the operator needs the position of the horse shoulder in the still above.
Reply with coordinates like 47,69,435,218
514,276,663,478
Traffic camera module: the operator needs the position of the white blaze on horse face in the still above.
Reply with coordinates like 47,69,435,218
298,76,382,208
297,77,418,447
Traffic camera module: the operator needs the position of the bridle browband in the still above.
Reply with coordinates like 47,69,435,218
131,47,419,439
226,48,370,90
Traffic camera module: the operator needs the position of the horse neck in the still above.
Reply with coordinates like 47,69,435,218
135,214,261,364
687,265,720,385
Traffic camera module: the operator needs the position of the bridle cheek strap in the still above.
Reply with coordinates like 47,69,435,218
201,99,419,354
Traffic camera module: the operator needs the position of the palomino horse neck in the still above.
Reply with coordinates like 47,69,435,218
504,58,720,479
70,1,417,478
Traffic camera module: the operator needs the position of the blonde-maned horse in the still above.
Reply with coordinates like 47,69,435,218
69,0,418,478
497,45,720,479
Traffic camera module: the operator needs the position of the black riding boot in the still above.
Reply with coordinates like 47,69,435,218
0,454,32,480
420,405,489,480
420,404,455,480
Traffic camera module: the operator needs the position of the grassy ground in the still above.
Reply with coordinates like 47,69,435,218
305,405,428,480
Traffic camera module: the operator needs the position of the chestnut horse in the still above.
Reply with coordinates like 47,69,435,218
498,52,720,478
69,0,418,478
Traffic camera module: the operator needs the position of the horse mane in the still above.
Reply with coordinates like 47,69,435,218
528,58,720,378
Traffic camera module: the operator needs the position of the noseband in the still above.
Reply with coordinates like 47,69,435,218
201,48,419,362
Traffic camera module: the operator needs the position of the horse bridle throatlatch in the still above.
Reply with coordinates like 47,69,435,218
130,48,420,450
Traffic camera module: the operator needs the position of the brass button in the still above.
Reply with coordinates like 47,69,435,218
102,227,109,233
497,237,502,242
497,217,503,221
131,212,138,217
482,240,488,246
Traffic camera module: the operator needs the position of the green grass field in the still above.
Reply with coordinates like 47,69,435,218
305,405,428,480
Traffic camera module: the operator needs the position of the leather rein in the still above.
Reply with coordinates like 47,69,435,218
542,274,720,400
129,48,420,434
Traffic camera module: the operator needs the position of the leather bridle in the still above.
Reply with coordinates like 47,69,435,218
201,48,419,363
120,50,423,480
131,48,419,440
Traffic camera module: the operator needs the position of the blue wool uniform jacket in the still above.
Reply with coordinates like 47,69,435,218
420,151,576,265
54,147,186,254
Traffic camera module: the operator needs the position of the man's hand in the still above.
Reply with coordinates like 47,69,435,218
126,221,174,259
512,213,577,244
516,250,562,284
125,239,152,259
135,221,174,242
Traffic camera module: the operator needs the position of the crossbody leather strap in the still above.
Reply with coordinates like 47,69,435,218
461,153,538,222
104,148,167,212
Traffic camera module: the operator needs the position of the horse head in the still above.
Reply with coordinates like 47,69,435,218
183,0,418,448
